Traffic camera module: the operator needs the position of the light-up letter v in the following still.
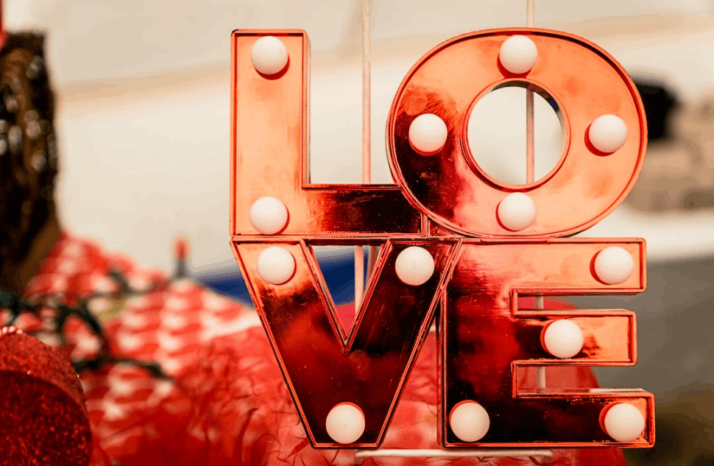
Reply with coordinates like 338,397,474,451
230,30,457,448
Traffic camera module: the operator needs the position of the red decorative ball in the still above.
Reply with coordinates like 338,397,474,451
0,327,92,466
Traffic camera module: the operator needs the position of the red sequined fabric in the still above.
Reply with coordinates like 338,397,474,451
0,329,92,466
2,232,626,465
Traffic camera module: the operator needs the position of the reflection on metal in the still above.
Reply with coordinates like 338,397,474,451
230,31,421,239
233,237,459,447
355,448,554,463
230,27,653,450
387,29,646,238
441,239,652,447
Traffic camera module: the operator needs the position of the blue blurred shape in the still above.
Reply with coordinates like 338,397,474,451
197,246,370,307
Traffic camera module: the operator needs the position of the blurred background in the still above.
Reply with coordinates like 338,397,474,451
6,0,714,463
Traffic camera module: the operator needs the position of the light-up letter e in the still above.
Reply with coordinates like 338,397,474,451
230,28,653,449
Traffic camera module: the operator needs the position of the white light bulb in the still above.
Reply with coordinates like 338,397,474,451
542,320,584,359
594,246,634,285
250,197,288,235
603,403,645,442
499,35,538,74
251,36,289,76
326,403,365,444
450,401,490,442
589,115,628,154
395,246,435,286
256,246,295,285
409,114,448,155
497,193,536,232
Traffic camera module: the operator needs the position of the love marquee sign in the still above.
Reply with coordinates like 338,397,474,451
230,28,653,449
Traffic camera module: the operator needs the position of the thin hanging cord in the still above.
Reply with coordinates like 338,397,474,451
526,0,546,390
362,0,371,186
363,0,377,299
355,0,371,310
526,0,535,184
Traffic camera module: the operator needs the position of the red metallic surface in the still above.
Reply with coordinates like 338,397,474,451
440,239,653,447
230,27,653,450
387,28,646,238
232,238,459,447
230,30,421,239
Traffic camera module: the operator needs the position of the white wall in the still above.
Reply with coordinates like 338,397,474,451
7,0,714,84
5,1,714,271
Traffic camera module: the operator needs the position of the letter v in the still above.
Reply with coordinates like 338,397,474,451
232,238,460,447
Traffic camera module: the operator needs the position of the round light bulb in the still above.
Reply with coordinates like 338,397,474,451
395,246,435,286
499,35,538,74
589,115,628,154
409,113,448,155
603,403,645,442
449,401,490,442
251,36,289,76
497,193,536,231
250,197,288,234
594,246,634,285
326,403,365,444
542,319,584,359
256,246,295,285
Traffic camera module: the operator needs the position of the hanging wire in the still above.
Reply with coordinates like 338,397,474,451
354,0,372,309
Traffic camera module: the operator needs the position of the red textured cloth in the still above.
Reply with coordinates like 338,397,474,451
0,329,92,466
4,232,626,465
